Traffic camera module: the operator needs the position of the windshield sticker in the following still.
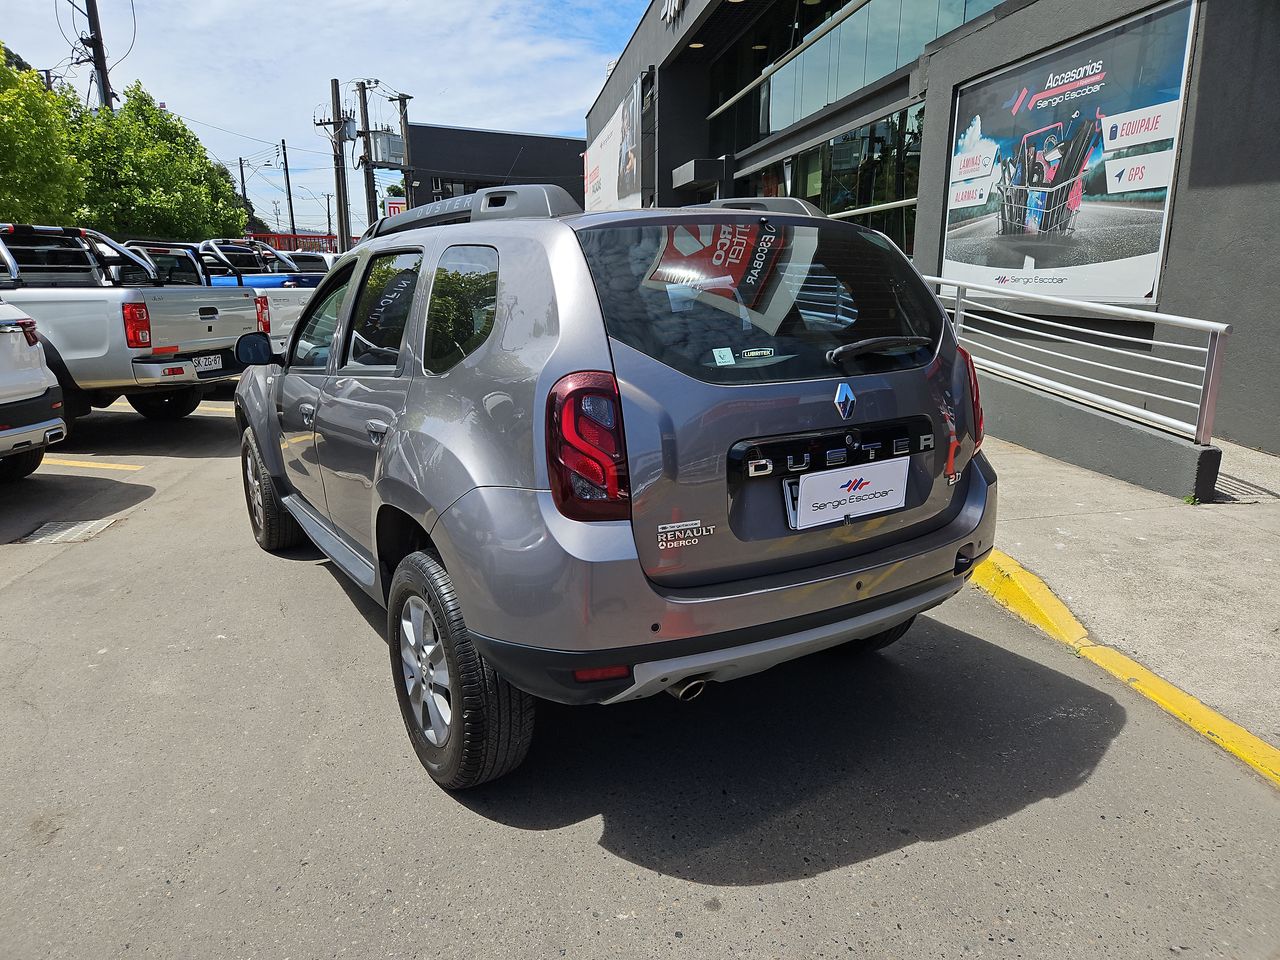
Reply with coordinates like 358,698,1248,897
657,519,717,550
740,347,774,359
712,347,736,365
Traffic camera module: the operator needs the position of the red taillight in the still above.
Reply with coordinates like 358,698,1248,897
957,346,984,451
255,295,271,334
16,318,38,347
546,371,630,521
572,665,631,683
122,302,152,348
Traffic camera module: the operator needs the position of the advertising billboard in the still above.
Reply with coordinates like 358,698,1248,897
585,77,642,211
941,0,1195,301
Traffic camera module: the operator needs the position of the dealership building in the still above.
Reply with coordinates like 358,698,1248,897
586,0,1280,485
405,123,586,209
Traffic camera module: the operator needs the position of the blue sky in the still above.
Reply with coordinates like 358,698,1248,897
2,1,649,233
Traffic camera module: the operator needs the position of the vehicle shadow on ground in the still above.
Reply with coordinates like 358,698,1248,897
459,616,1126,885
57,409,237,459
0,473,155,543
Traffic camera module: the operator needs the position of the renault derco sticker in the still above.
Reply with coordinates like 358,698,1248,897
657,519,716,550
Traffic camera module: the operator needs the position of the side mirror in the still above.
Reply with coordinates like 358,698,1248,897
235,331,277,366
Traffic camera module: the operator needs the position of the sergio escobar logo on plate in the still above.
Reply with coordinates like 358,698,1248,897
795,457,911,529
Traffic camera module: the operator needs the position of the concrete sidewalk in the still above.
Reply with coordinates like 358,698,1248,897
987,435,1280,748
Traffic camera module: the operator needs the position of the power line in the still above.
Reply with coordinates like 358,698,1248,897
171,112,333,155
111,0,137,69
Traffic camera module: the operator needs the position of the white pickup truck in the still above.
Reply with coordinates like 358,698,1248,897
0,225,270,423
125,238,317,353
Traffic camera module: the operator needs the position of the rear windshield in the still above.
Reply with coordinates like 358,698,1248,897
576,217,943,383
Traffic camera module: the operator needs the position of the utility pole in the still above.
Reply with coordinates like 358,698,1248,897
238,158,248,201
83,0,114,109
356,82,379,226
395,94,415,208
318,78,353,253
271,200,281,232
280,140,298,236
323,193,333,248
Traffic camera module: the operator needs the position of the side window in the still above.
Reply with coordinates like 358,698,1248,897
345,251,424,367
288,268,353,368
423,246,499,375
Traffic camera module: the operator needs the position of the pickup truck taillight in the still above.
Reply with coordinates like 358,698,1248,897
546,371,630,522
16,317,39,347
122,302,152,348
957,346,985,452
254,295,271,334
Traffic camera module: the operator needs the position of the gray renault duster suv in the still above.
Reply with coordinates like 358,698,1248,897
234,185,996,789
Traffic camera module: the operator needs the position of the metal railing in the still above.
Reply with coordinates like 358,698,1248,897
922,276,1232,445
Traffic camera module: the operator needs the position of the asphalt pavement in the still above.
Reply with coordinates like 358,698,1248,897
1,405,1277,959
945,202,1165,269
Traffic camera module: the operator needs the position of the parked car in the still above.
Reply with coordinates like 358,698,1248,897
234,185,996,790
125,239,317,352
0,299,65,481
283,251,338,273
0,225,269,425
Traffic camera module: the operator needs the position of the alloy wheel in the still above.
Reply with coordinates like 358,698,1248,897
399,595,452,746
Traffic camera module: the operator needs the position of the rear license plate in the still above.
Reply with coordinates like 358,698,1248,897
787,456,910,530
193,354,223,373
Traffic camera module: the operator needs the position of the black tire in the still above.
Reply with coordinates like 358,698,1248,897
837,615,916,656
0,448,45,482
127,387,203,420
388,551,535,789
240,427,305,551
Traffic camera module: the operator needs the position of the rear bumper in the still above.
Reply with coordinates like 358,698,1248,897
435,454,997,703
132,350,243,386
471,566,975,704
0,387,65,456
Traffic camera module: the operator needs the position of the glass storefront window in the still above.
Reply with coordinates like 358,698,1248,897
739,102,925,255
711,0,1003,156
864,0,903,82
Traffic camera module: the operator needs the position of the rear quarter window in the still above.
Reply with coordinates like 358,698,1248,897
576,217,943,383
423,246,499,375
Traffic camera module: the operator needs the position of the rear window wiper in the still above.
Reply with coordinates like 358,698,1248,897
826,336,932,367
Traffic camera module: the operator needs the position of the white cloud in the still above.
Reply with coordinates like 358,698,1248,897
2,0,645,231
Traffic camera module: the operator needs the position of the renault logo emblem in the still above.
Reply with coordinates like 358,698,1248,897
834,383,856,420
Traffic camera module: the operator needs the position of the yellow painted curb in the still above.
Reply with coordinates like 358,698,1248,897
45,457,144,472
972,549,1280,789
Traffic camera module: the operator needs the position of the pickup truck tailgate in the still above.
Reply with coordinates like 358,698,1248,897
138,287,258,352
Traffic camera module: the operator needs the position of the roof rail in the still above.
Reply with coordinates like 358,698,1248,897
691,197,828,217
367,184,583,240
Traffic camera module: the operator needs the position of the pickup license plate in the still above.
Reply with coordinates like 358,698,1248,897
788,456,910,530
193,354,223,373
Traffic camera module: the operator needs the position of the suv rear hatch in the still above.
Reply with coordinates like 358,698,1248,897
575,212,981,589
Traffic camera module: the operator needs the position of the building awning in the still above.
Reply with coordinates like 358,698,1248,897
672,158,727,191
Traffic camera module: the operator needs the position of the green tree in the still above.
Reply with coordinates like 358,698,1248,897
0,42,83,224
69,82,246,239
385,182,405,197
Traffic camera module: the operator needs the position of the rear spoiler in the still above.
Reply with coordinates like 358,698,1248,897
689,197,827,217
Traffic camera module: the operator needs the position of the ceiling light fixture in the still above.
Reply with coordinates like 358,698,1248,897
689,41,705,48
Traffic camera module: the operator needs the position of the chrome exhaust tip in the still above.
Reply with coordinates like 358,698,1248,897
667,676,707,702
45,428,66,444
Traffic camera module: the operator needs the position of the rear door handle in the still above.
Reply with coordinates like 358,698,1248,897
365,418,389,445
299,402,316,427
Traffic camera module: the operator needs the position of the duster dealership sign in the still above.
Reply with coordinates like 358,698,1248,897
941,0,1195,302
